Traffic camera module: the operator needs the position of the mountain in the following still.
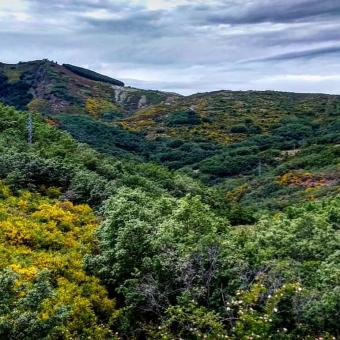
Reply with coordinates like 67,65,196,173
0,60,339,212
0,60,339,339
0,59,179,116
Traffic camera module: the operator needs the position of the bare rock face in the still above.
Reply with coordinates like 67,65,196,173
138,95,147,109
109,85,179,115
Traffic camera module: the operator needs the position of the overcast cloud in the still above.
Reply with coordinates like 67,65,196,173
0,0,339,95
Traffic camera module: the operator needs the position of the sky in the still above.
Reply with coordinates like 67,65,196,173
1,0,340,95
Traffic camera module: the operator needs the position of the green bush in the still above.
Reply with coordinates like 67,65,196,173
166,110,200,126
230,124,247,133
0,73,33,110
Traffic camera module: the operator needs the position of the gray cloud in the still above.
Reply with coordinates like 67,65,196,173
203,0,340,25
245,45,340,62
0,0,339,94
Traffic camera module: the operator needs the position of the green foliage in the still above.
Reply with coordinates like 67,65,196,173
148,301,227,339
27,98,51,115
125,89,340,144
57,114,222,170
230,124,248,133
0,183,117,338
228,198,340,338
86,182,339,338
0,73,33,110
0,269,69,339
85,97,121,119
57,114,144,158
85,187,229,336
0,102,211,207
200,153,259,177
166,110,200,126
0,77,339,340
54,98,339,208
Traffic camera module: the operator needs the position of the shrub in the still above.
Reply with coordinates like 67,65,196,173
166,110,200,126
85,97,120,119
231,124,248,133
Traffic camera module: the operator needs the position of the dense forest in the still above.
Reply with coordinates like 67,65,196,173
0,61,339,339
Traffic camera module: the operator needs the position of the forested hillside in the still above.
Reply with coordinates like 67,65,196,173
55,90,340,212
0,60,339,339
0,99,339,338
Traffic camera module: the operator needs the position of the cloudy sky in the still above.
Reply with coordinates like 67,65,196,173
1,0,340,95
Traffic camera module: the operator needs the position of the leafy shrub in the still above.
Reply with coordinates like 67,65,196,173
200,153,259,177
86,183,340,338
0,73,33,110
274,123,313,140
0,269,69,339
27,98,51,115
0,185,116,338
85,97,121,119
166,110,200,126
230,124,247,133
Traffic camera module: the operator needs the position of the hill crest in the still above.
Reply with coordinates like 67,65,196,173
0,59,179,116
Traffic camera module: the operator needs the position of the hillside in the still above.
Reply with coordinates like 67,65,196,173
0,61,339,211
56,90,340,211
0,102,339,339
0,59,179,116
0,60,339,338
123,90,340,143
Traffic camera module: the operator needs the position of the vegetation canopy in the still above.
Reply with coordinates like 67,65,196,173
0,61,339,339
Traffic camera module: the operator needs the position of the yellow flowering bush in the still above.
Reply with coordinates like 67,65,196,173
85,97,120,118
0,182,116,338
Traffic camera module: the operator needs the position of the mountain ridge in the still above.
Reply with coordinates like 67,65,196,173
0,59,180,116
2,59,340,117
0,60,339,212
